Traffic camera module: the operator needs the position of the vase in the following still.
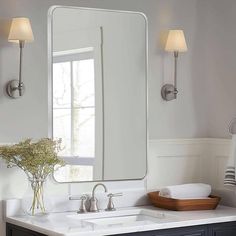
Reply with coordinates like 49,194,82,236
22,177,50,216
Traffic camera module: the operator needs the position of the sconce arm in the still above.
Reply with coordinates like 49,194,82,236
6,40,26,98
19,41,25,91
161,51,179,101
174,51,179,91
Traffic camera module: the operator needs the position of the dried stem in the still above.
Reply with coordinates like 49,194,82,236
0,138,65,216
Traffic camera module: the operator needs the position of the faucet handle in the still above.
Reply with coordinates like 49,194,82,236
69,194,88,214
105,192,123,211
107,192,123,198
69,195,86,201
78,195,88,214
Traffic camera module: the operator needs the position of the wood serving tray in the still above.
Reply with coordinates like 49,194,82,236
148,191,221,211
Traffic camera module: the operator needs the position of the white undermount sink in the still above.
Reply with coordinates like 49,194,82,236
84,214,156,226
67,208,174,228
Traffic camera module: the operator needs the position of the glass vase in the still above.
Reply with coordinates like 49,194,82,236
22,177,50,216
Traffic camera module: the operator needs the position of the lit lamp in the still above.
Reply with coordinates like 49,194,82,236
161,30,187,101
7,17,34,98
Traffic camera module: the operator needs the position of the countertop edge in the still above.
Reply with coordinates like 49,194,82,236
6,211,236,236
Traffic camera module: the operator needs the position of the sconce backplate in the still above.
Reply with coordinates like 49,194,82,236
6,80,25,99
161,84,177,101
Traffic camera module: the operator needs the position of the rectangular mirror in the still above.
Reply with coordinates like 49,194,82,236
48,6,147,182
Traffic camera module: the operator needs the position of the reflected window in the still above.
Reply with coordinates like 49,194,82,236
52,50,95,181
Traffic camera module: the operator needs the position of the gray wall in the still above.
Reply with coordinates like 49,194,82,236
204,0,236,138
148,0,208,139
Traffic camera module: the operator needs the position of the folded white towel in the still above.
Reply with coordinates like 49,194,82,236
159,183,211,199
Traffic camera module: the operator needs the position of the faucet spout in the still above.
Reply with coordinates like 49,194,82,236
89,183,108,212
92,183,108,199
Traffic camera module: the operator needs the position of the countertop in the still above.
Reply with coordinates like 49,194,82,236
6,205,236,236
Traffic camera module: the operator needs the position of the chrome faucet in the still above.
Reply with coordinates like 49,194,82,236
89,183,108,212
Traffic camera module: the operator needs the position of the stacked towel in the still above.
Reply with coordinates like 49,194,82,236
224,134,236,186
159,183,211,199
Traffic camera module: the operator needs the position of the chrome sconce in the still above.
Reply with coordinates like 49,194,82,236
161,30,187,101
6,17,34,98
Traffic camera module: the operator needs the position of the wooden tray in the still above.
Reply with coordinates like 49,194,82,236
148,191,221,211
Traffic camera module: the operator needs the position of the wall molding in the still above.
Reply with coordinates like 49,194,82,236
148,138,231,191
149,138,230,145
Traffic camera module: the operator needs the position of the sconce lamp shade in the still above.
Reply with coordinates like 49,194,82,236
8,17,34,43
165,30,187,52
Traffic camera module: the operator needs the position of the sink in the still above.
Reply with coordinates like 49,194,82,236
84,214,158,226
67,208,175,228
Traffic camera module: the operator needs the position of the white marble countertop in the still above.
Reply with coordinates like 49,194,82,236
6,205,236,236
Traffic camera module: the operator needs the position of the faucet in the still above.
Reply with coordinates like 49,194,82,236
89,183,108,212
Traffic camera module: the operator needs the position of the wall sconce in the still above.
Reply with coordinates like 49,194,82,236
6,17,34,98
161,30,187,101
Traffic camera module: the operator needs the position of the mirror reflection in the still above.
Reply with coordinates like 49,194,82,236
50,7,147,182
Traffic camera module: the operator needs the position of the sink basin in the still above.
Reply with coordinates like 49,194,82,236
67,208,175,228
84,214,158,226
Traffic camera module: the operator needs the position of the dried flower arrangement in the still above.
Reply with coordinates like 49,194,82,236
0,138,64,215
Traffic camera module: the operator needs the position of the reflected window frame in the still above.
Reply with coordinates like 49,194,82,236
52,49,96,179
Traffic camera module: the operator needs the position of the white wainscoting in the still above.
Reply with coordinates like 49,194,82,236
147,139,230,191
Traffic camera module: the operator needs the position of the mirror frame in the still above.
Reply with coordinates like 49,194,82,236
47,5,148,183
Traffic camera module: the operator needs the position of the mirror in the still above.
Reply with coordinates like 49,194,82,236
49,6,147,182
